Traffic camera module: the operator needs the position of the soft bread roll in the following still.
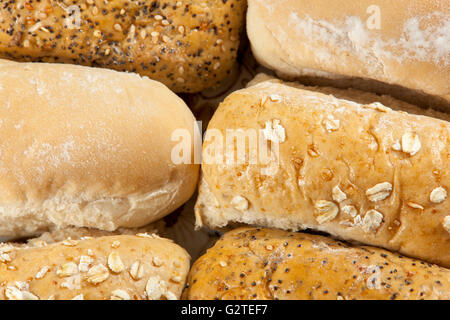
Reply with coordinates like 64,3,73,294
195,75,450,267
0,61,199,238
0,234,190,300
26,221,167,247
247,74,450,122
247,0,450,110
0,0,246,93
183,227,450,300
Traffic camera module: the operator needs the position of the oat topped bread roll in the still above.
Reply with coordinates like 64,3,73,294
0,61,199,238
195,75,450,268
0,234,190,300
183,227,450,300
25,221,167,247
247,0,450,110
0,0,246,92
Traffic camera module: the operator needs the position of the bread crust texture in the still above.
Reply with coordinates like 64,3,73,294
184,227,450,300
247,0,450,108
0,61,199,237
0,234,190,300
0,0,247,92
195,75,450,268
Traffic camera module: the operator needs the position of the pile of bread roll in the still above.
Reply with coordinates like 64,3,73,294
0,0,448,300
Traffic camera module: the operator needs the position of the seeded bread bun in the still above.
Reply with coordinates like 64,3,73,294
0,0,246,93
195,75,450,268
184,227,450,300
0,61,199,238
247,0,450,111
0,234,190,300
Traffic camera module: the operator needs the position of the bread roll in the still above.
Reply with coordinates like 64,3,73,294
247,74,450,121
0,61,199,238
0,234,190,300
195,75,450,267
183,227,450,300
247,0,450,110
0,0,246,93
26,221,167,247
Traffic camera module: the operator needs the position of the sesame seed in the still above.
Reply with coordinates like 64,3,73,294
114,24,122,32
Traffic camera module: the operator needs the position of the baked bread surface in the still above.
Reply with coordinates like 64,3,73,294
0,61,199,237
195,76,450,267
0,0,246,92
184,227,450,300
0,234,190,300
247,0,450,106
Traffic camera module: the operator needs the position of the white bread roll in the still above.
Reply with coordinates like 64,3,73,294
247,0,450,110
0,61,199,238
195,75,450,268
0,234,190,300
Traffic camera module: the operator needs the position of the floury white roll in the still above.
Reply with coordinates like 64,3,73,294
247,0,450,110
0,60,199,238
195,75,450,268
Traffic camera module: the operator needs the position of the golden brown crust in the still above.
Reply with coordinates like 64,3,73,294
0,0,246,93
0,61,199,237
196,76,450,267
183,227,450,300
0,234,190,300
247,0,450,108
